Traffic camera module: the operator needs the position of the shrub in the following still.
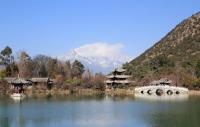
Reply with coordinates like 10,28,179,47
65,77,83,86
150,55,175,71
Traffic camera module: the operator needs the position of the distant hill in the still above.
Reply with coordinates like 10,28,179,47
123,12,200,88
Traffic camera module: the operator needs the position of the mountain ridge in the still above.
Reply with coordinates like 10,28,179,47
123,11,200,88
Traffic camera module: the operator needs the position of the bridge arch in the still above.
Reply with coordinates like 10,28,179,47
147,90,153,95
167,90,173,95
156,89,163,96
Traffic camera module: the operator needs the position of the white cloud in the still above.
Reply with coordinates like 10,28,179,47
73,42,131,60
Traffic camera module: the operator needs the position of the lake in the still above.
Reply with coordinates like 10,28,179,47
0,94,200,127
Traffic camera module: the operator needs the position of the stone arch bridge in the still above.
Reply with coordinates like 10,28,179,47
135,85,189,96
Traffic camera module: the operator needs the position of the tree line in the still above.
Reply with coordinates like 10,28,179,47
0,46,105,90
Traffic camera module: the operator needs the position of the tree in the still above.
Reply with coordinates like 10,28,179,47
1,46,12,56
0,46,18,77
71,60,85,78
17,51,34,77
18,51,31,61
0,46,14,66
38,64,47,77
83,69,92,81
196,60,200,78
32,55,51,77
5,62,18,77
82,69,93,88
47,58,59,78
150,55,175,71
92,73,105,90
63,60,72,79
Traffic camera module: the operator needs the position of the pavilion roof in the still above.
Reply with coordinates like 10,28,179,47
114,68,126,72
150,78,172,85
5,77,53,84
106,75,131,79
11,78,30,84
30,78,51,82
105,80,131,84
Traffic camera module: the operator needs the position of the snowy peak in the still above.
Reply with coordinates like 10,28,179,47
58,43,132,74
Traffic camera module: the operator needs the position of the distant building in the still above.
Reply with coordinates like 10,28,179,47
5,77,54,87
9,77,31,93
150,78,172,86
105,68,131,88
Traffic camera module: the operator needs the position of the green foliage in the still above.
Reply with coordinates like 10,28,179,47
196,60,200,78
0,46,18,77
65,78,83,86
180,70,198,87
0,70,6,80
149,55,175,71
0,46,14,66
72,60,85,77
5,62,18,76
0,46,12,56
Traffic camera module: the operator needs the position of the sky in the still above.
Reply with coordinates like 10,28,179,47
0,0,200,59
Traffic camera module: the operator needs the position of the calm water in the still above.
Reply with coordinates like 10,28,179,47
0,94,200,127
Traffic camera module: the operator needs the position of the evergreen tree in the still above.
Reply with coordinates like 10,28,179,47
0,46,18,77
72,60,85,78
0,46,13,66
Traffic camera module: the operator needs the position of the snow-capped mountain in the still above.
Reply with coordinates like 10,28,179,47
58,43,132,74
58,49,131,74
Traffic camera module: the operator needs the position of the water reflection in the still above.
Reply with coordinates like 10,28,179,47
134,93,189,101
0,94,199,127
148,96,200,127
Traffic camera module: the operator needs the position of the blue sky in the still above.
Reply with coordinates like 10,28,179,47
0,0,200,58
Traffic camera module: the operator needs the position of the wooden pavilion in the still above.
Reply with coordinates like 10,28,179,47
10,77,31,94
105,68,131,88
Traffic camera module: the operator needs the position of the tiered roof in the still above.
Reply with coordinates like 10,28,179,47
106,75,131,79
10,77,30,84
106,68,131,85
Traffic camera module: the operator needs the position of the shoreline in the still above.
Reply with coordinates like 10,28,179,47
2,87,200,97
189,90,200,96
23,89,200,97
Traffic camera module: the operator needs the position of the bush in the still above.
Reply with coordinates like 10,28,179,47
0,70,6,80
82,73,105,90
150,55,175,71
55,75,65,85
65,77,83,86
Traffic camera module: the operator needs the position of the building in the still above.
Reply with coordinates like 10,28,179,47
150,78,173,86
9,77,31,94
105,68,131,88
5,77,54,88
